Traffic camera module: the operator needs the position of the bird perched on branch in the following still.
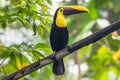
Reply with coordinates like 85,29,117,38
50,5,89,75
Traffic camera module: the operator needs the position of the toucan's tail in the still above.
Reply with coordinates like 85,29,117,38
53,58,65,75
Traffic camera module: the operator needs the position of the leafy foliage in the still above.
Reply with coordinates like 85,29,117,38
0,0,120,80
0,0,52,79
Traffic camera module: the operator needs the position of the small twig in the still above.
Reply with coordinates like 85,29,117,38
0,51,14,66
2,20,120,80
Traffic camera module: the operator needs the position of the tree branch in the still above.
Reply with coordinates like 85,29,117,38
2,20,120,80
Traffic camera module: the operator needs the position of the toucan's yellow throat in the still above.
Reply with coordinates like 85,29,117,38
54,5,89,27
56,8,67,27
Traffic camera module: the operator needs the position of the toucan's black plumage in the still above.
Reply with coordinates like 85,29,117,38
50,25,68,51
50,5,89,75
50,25,68,75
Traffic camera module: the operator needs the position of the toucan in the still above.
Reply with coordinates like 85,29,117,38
50,5,89,75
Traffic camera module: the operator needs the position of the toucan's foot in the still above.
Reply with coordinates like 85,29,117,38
53,51,56,54
53,51,57,57
51,51,57,61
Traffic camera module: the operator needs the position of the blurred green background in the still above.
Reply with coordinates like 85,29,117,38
0,0,120,80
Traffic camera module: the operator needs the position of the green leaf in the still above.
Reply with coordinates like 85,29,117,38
31,5,39,13
97,46,110,57
9,53,18,69
39,3,48,11
18,42,29,50
15,52,30,69
35,43,52,54
32,22,37,35
37,26,43,36
20,0,26,7
1,22,6,29
113,0,120,12
96,46,112,66
8,17,16,24
32,50,45,59
46,0,52,5
99,71,109,80
88,0,99,19
35,43,50,49
40,48,52,54
40,13,52,17
15,54,22,69
17,18,28,29
79,44,93,57
40,19,51,32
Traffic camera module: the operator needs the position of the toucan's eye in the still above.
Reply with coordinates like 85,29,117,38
60,9,63,12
